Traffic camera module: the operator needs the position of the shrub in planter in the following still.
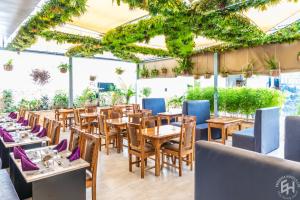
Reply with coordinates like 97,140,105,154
57,63,69,73
139,65,150,78
161,67,168,76
3,59,13,71
52,91,68,109
115,67,124,75
265,56,280,77
150,68,160,78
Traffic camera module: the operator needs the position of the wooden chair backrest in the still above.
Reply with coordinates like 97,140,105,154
100,108,112,119
97,115,108,137
73,109,80,126
48,120,61,145
142,116,160,128
54,109,60,121
80,133,100,173
127,123,144,152
43,117,52,134
85,105,97,113
28,112,40,128
179,120,196,152
69,127,84,151
128,113,143,124
19,108,26,118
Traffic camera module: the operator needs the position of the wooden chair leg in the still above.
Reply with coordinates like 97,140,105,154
99,138,102,151
105,138,109,155
145,158,148,167
161,152,164,169
129,154,132,172
141,156,145,179
136,156,140,167
179,157,182,177
92,178,96,200
190,153,193,171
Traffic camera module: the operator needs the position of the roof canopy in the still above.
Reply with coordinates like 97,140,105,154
5,0,300,63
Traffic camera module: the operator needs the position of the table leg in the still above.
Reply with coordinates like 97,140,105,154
62,113,67,132
221,127,226,145
152,139,161,176
208,123,212,141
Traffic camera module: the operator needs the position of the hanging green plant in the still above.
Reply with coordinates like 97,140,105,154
115,67,125,75
139,65,150,78
3,59,13,71
178,57,194,75
172,66,182,77
57,63,69,73
150,68,160,78
265,56,280,77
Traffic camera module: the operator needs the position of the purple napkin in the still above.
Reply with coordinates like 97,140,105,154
13,146,28,159
53,139,67,152
36,128,47,138
2,132,14,142
67,147,80,162
8,112,14,117
11,113,17,119
31,125,41,133
17,117,24,123
21,156,39,171
0,128,8,137
21,120,29,126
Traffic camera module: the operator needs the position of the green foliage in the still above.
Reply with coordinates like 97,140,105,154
123,86,136,104
172,66,182,77
115,67,124,75
186,87,285,115
52,91,68,109
57,63,69,71
40,95,50,110
5,59,13,66
140,87,152,98
139,65,150,78
2,90,16,113
167,95,185,109
150,68,160,77
265,56,279,70
75,88,98,107
111,88,125,105
178,57,194,75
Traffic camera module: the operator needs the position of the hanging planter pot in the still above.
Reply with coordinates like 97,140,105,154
115,67,124,75
243,71,253,78
57,63,69,74
161,67,168,76
270,69,281,77
204,73,212,79
220,72,229,78
243,60,255,79
3,59,13,71
194,74,201,80
90,75,96,81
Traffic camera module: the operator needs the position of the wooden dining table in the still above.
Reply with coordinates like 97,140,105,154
142,125,181,176
9,146,89,200
59,108,85,132
80,113,98,133
0,130,50,169
106,117,128,153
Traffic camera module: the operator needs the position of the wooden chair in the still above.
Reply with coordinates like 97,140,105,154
28,112,40,128
100,108,112,119
43,117,52,133
127,123,155,178
128,113,143,124
85,105,97,113
74,108,88,130
171,115,196,144
161,120,196,176
69,127,84,152
142,116,161,128
48,120,61,145
132,104,141,113
97,115,118,155
111,108,123,119
79,133,100,200
18,108,26,119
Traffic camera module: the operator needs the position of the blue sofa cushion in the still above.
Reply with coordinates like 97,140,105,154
285,116,300,162
185,100,210,124
142,98,166,116
232,128,255,151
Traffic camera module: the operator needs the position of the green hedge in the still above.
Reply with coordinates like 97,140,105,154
186,87,285,116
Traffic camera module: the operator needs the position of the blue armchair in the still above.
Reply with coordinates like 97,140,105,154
172,100,221,141
232,107,280,154
285,116,300,162
142,98,166,116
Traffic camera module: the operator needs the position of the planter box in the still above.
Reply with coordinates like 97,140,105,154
269,69,280,77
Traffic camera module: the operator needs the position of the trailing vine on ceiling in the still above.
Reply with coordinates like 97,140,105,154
6,0,300,63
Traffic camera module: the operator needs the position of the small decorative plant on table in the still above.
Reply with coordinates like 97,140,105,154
3,59,13,71
265,56,280,77
57,63,69,73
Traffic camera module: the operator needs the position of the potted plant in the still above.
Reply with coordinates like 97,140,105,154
139,65,150,78
220,66,229,78
115,67,124,75
140,87,152,98
178,57,194,76
172,66,182,77
90,75,96,81
3,59,13,71
265,56,280,77
243,61,254,78
30,69,51,85
52,91,68,109
161,67,168,76
57,63,69,73
204,72,212,79
123,87,135,104
194,74,201,80
151,68,159,78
